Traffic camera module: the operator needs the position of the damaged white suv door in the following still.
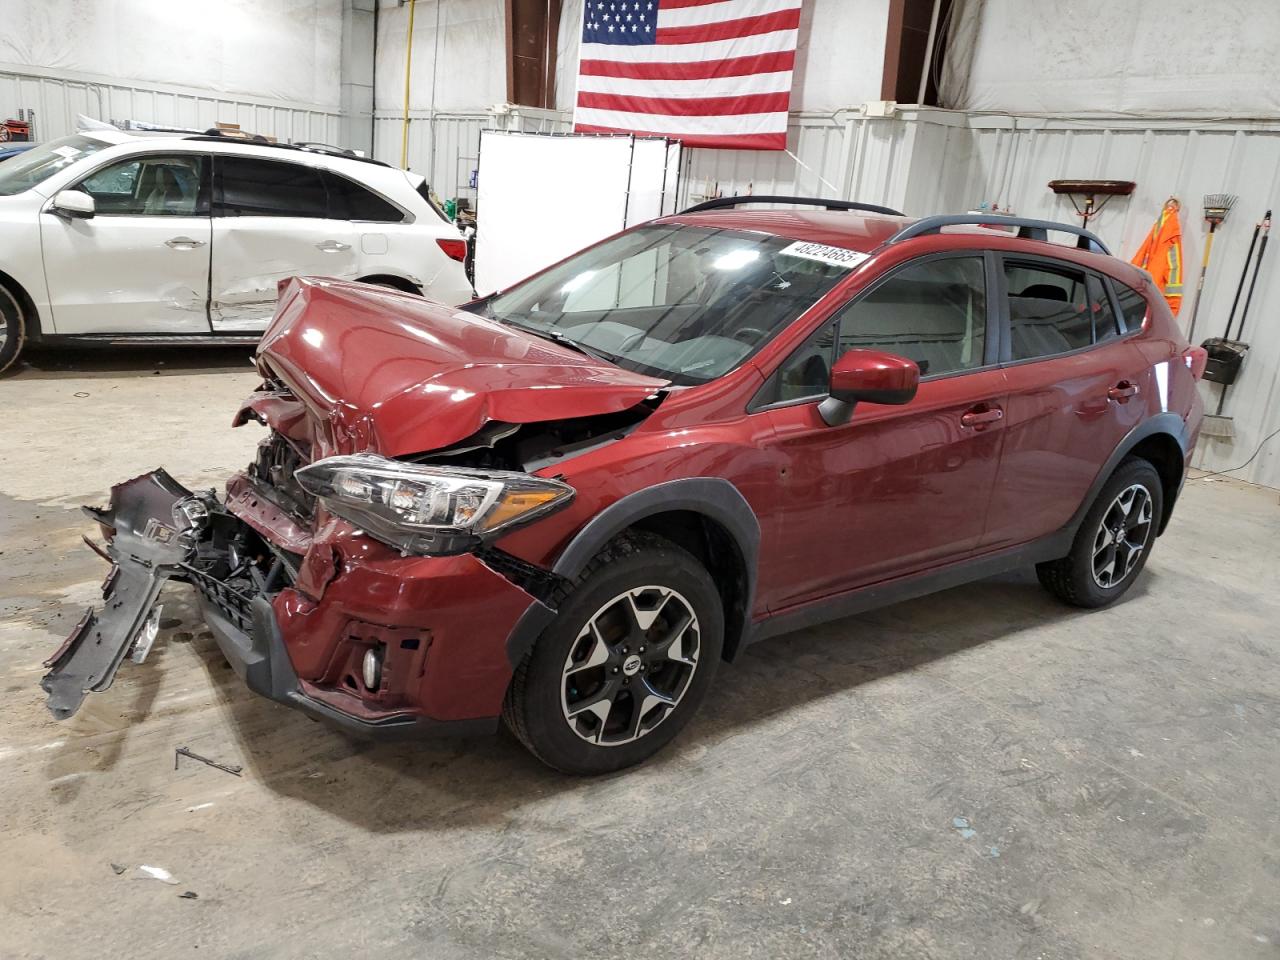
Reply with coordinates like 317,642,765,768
209,155,360,330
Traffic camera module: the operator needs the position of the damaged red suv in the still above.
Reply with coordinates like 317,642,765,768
42,198,1206,774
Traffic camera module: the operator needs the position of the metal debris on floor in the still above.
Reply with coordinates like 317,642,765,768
174,745,243,777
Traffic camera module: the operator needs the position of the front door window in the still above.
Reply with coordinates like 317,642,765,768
77,155,207,217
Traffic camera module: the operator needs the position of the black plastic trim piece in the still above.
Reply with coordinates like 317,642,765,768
37,333,260,348
750,529,1074,644
681,195,905,217
503,478,761,667
890,215,1111,254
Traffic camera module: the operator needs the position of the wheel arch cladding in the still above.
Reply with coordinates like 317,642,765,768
1126,432,1183,533
1074,413,1187,538
504,478,761,667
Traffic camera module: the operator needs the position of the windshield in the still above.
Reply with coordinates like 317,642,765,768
477,223,855,385
0,134,112,197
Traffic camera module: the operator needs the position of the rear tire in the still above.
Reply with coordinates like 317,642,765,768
1036,457,1163,608
503,531,723,775
0,283,26,375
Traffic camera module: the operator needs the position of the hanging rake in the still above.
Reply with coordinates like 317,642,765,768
1186,193,1237,342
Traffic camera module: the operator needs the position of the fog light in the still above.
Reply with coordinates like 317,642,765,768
362,647,383,690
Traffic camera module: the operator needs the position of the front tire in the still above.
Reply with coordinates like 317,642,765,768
0,284,26,375
503,532,723,775
1036,457,1163,608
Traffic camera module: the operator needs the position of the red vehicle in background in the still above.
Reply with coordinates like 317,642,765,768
42,198,1206,774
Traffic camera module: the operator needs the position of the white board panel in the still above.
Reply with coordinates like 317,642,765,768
474,131,633,296
662,140,683,216
624,138,676,227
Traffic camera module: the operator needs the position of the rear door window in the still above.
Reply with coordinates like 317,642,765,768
216,157,328,218
1003,261,1093,359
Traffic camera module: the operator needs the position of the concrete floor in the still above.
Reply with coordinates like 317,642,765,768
2,346,1278,960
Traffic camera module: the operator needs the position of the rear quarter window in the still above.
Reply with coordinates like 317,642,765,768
1113,280,1149,331
326,172,404,222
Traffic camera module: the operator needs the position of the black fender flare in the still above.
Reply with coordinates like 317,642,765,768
1065,412,1190,539
504,477,761,667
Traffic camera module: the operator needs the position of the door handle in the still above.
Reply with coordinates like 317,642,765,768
1108,381,1140,402
165,236,206,249
315,240,351,252
960,405,1004,429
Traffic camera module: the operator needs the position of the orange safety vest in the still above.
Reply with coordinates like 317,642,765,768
1131,200,1183,315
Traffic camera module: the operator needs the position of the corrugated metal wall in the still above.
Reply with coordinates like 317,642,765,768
0,66,341,144
372,105,571,202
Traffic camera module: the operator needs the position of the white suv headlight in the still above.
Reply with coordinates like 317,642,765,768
295,454,574,555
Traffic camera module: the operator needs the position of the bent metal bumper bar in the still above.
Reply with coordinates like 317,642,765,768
41,469,202,719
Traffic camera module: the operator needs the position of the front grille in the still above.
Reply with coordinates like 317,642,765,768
186,565,256,633
250,431,316,521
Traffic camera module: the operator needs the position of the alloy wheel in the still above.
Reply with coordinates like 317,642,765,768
1091,483,1154,589
561,586,700,747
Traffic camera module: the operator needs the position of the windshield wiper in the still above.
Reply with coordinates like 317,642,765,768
541,329,617,364
501,318,618,365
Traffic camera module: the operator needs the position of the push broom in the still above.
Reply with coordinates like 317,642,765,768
1201,209,1271,439
1185,194,1236,342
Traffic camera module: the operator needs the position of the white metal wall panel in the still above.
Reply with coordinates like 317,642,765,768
0,68,341,145
372,106,571,202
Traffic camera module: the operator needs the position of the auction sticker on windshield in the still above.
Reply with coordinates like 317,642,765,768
778,241,869,269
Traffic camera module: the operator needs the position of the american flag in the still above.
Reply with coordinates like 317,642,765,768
573,0,802,150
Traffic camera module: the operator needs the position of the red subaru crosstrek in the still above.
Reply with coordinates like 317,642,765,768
42,198,1207,774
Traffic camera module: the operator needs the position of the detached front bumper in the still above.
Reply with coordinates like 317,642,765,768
41,469,541,737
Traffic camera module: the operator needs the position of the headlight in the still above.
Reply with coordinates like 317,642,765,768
295,454,574,556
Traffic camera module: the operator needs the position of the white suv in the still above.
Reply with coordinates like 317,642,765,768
0,129,475,372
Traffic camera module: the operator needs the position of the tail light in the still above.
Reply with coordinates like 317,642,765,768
1183,345,1208,380
436,238,467,262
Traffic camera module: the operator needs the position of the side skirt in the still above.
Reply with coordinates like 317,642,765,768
35,333,261,348
748,528,1074,645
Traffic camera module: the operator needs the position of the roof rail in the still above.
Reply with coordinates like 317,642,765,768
681,195,905,217
182,130,390,168
889,214,1111,254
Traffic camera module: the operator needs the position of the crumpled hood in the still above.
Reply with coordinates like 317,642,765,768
253,278,668,457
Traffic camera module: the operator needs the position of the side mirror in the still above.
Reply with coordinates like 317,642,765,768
51,190,95,219
819,349,920,426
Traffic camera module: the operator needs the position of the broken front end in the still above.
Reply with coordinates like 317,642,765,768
41,278,665,734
